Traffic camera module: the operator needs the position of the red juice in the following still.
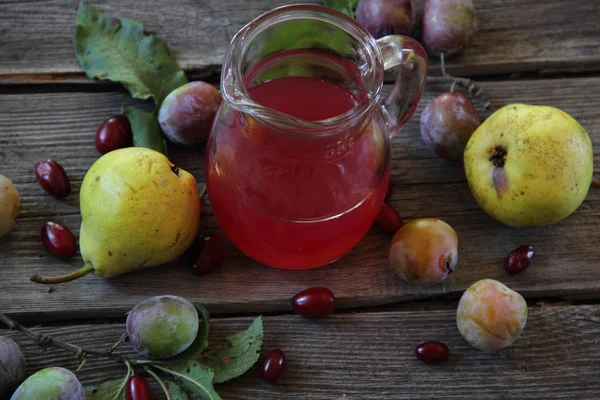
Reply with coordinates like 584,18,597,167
207,76,390,269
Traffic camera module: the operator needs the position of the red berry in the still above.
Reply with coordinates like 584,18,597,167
35,160,70,198
189,234,227,276
126,375,152,400
504,245,535,275
95,115,133,154
41,222,77,259
415,342,449,364
261,349,285,383
291,287,335,318
376,204,404,234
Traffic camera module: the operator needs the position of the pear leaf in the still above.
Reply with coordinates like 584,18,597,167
74,2,188,108
122,106,168,155
84,378,126,400
323,0,359,18
199,316,263,383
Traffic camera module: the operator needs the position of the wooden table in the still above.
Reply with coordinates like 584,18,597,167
1,0,600,398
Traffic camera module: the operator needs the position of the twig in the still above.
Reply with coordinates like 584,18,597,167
76,357,87,372
440,53,495,111
0,311,118,361
199,184,207,199
592,177,600,188
107,333,129,354
0,311,149,366
147,368,173,400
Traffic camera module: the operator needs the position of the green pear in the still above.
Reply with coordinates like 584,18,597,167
31,148,201,284
464,104,593,227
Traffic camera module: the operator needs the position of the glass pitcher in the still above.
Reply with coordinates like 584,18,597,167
206,4,427,269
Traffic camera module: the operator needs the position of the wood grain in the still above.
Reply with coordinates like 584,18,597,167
1,77,599,320
2,305,600,399
1,0,600,84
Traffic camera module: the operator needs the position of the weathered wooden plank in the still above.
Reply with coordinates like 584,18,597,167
2,305,600,399
1,77,599,320
1,0,599,84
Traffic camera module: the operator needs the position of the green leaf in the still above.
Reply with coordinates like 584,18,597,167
170,303,210,362
166,381,190,400
84,378,126,400
156,362,221,400
323,0,359,18
199,316,263,383
74,2,188,108
257,20,354,61
122,106,168,155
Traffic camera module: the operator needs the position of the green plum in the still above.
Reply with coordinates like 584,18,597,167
10,367,84,400
126,295,199,359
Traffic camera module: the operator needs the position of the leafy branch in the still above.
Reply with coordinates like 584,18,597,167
1,309,262,400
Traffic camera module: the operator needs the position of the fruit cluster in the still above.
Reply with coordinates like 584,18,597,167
1,295,264,398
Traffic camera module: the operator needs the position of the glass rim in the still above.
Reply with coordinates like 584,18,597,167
220,4,385,137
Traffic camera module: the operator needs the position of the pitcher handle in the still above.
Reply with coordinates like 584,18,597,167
377,36,428,138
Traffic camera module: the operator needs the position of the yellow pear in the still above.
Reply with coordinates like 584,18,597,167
31,148,200,283
464,104,593,227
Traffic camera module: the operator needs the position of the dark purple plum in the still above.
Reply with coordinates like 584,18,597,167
420,92,479,159
356,0,416,38
0,336,26,396
158,81,222,146
421,0,477,56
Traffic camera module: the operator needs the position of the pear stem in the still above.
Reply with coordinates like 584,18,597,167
592,177,600,188
30,264,95,285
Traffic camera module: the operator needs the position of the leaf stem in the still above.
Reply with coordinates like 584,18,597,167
152,364,213,397
115,360,133,400
147,368,173,400
107,333,129,354
76,357,87,372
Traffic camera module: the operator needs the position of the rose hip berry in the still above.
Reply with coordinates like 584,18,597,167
376,204,404,234
415,342,449,364
189,234,227,276
95,115,133,154
126,375,152,400
261,349,285,383
41,222,77,259
35,160,70,198
504,245,535,275
291,287,335,318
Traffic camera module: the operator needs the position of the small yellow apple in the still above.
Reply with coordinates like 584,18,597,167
464,104,593,227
